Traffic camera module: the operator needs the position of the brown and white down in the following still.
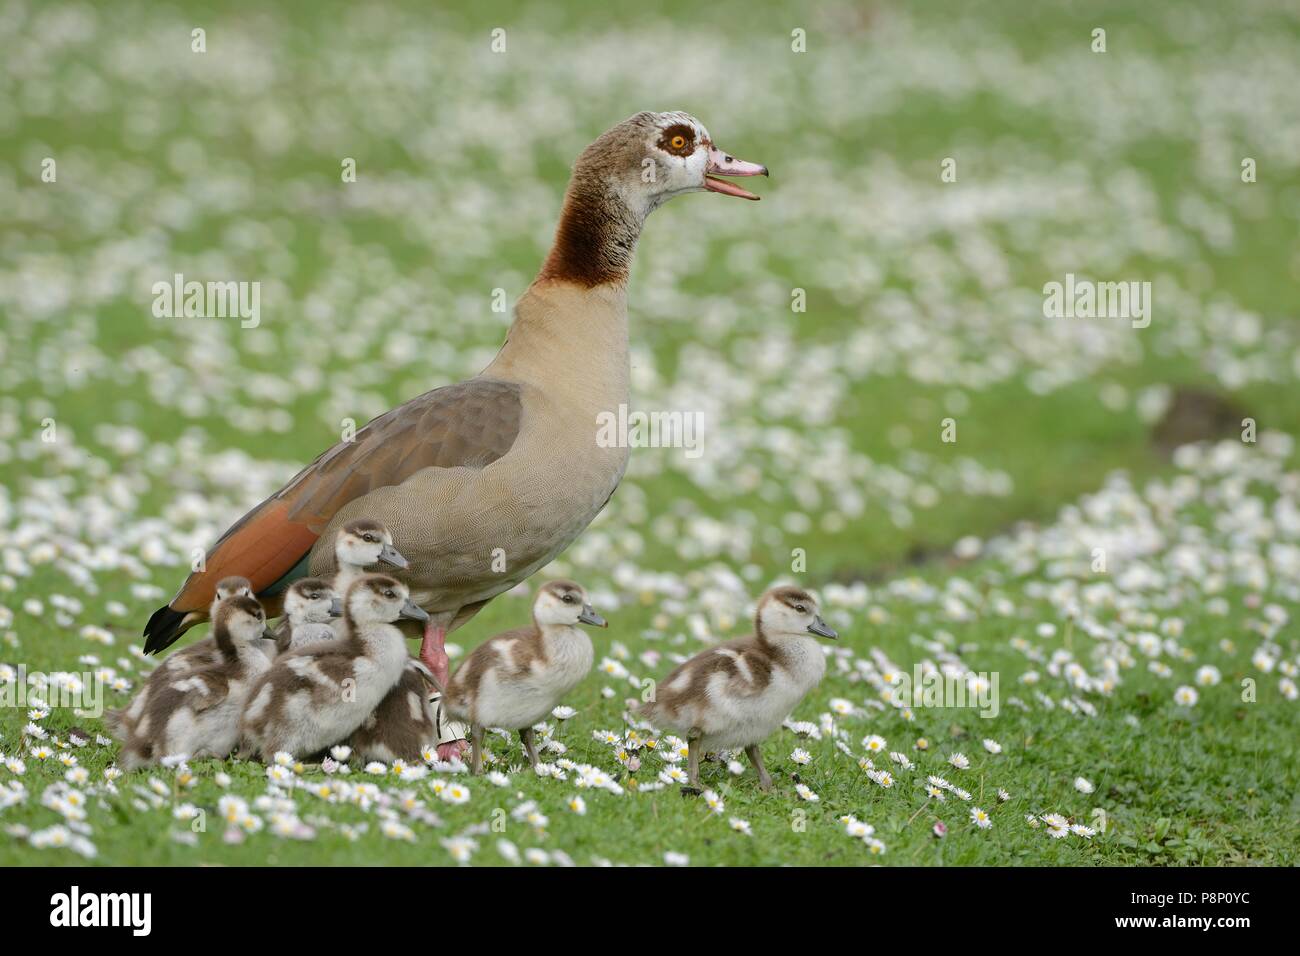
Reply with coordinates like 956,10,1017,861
272,577,341,655
116,594,273,770
344,660,441,764
238,575,428,761
105,576,261,740
442,581,607,774
639,587,838,792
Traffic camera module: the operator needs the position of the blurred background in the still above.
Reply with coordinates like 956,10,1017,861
3,0,1298,590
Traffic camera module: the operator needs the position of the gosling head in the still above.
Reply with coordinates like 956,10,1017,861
212,594,268,645
533,580,607,629
756,587,837,642
345,574,428,627
576,111,768,218
208,575,253,615
215,576,254,599
335,518,408,571
283,577,340,626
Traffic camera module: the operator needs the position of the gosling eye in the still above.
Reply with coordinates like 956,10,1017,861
794,604,807,614
363,534,375,543
384,589,396,599
561,594,575,604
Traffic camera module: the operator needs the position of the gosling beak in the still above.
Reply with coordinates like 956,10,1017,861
399,601,430,622
807,616,838,640
261,626,278,642
704,145,768,201
378,543,409,570
328,597,343,618
578,604,608,628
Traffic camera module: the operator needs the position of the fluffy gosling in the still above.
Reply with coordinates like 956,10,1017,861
443,580,606,774
639,586,836,791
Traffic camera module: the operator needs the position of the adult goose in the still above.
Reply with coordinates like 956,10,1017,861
143,111,766,684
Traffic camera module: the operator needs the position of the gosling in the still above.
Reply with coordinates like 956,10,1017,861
443,580,606,774
117,593,273,770
639,586,836,792
273,577,340,655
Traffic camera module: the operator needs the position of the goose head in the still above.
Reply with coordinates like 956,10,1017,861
533,579,607,629
345,574,429,626
283,577,340,625
541,112,765,287
756,586,837,641
580,110,768,217
335,518,408,571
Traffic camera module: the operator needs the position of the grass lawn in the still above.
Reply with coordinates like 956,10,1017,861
1,0,1297,865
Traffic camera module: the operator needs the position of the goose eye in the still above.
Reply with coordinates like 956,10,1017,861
795,604,806,614
363,534,374,542
561,594,574,604
384,590,395,598
670,134,686,150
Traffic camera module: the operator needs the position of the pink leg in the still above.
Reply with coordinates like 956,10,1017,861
419,621,449,688
437,739,469,762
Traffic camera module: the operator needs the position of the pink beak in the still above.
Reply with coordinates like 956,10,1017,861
704,145,768,200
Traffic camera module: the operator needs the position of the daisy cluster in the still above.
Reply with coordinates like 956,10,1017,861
2,427,1297,862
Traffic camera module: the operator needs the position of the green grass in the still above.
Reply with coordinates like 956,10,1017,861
1,0,1298,865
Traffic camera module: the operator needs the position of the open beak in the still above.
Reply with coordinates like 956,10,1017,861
578,604,608,628
328,597,343,618
399,600,430,622
704,145,768,201
378,543,409,570
807,616,838,640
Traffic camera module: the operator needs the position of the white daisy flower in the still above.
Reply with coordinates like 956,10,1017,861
795,783,820,801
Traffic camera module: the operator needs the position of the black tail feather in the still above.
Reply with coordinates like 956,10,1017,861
142,604,188,655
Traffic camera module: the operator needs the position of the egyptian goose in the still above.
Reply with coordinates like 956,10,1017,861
442,580,607,774
273,577,340,655
117,594,273,770
639,587,837,792
142,111,765,688
238,574,428,761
